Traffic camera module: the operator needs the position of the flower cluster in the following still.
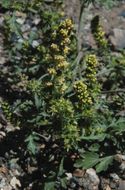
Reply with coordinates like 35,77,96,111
50,98,74,119
73,80,92,105
47,68,57,75
85,54,98,84
50,43,59,52
28,80,42,95
54,77,68,94
16,74,29,92
50,98,79,150
61,124,79,151
93,25,108,49
46,19,73,96
51,18,73,56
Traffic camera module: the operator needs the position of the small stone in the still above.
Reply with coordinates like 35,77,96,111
106,185,111,190
10,177,21,189
15,11,26,18
66,173,72,180
33,17,41,25
73,169,85,178
32,40,40,48
16,18,25,25
119,161,125,171
0,178,6,188
110,173,120,181
21,24,31,32
118,10,125,18
86,168,100,185
119,180,125,190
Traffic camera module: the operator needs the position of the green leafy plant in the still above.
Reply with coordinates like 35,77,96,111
1,0,125,189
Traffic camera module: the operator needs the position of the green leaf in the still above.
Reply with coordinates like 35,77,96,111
81,133,106,141
60,177,67,189
89,143,100,152
44,181,55,190
74,152,99,169
1,0,11,8
82,152,99,169
58,158,65,176
25,134,39,155
96,156,114,173
74,159,85,168
34,93,41,110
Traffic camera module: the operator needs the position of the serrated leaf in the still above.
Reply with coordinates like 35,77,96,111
74,152,99,169
81,133,106,141
58,158,65,176
82,152,99,169
25,134,39,155
96,156,113,173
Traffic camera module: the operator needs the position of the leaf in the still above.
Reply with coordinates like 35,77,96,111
74,159,85,168
89,143,100,152
60,177,67,189
81,133,106,142
58,157,65,176
96,156,114,173
34,93,41,110
74,152,99,169
109,118,125,134
1,0,11,8
44,181,55,190
25,134,39,155
82,152,99,169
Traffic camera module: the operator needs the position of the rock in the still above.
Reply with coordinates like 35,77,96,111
10,177,21,189
21,24,31,32
73,169,85,178
115,154,123,162
109,28,125,49
33,17,41,25
110,173,120,181
66,173,73,180
1,186,12,190
118,10,125,18
32,40,40,48
105,185,111,190
16,18,25,25
73,168,100,190
86,168,100,186
0,178,6,188
15,11,26,18
120,161,125,171
119,180,125,190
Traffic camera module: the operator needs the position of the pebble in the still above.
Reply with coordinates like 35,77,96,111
21,24,31,32
119,180,125,190
33,17,41,25
16,18,25,25
32,40,40,48
110,173,120,181
86,168,100,185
